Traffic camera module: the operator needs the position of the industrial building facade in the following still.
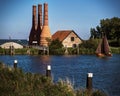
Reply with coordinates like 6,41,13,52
29,3,51,47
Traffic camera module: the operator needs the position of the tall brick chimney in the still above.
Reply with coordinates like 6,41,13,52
37,4,42,45
38,4,42,27
29,5,38,45
43,3,48,26
40,3,51,46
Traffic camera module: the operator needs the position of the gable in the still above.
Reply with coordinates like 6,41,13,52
62,32,82,47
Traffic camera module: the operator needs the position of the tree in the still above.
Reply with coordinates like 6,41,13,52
90,17,120,40
49,39,64,55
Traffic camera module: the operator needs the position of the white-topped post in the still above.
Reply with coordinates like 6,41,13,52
46,65,51,77
86,73,93,91
14,60,18,68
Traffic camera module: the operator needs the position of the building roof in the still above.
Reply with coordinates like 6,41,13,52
52,30,83,41
0,39,28,46
0,42,23,49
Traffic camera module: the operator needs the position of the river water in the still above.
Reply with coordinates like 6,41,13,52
0,54,120,96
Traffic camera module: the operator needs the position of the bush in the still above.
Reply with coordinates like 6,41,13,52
15,48,28,55
0,63,107,96
111,47,120,54
109,40,120,47
49,39,64,55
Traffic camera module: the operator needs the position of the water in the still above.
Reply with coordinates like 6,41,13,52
0,54,120,96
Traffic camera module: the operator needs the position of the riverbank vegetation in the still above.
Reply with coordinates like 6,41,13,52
0,43,120,55
0,62,107,96
49,39,120,55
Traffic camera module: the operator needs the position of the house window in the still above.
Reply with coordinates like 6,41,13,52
71,37,74,41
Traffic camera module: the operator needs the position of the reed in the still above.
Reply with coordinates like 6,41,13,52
0,62,107,96
110,47,120,54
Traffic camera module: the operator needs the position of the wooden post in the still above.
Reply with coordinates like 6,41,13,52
14,60,18,68
86,73,93,91
43,47,46,55
77,44,79,55
46,65,51,77
47,47,49,55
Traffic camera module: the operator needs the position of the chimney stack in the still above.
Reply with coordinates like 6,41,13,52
32,5,37,30
37,4,42,45
29,5,38,45
43,3,48,26
40,3,51,46
38,4,42,28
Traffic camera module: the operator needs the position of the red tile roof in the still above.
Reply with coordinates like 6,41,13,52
52,30,83,41
52,30,72,41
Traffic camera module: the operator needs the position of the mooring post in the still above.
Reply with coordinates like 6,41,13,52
46,65,51,77
43,47,46,55
14,60,18,68
77,44,79,55
47,47,49,55
86,73,93,91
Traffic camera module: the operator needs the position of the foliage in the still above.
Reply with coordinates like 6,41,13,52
110,47,120,54
49,39,64,55
79,39,100,50
29,48,39,55
0,47,5,54
109,39,120,47
15,48,28,55
0,48,40,55
90,17,120,46
76,89,107,96
0,62,107,96
0,63,74,96
79,48,95,55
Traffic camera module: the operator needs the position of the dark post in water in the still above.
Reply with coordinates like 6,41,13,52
86,73,93,91
46,65,51,77
14,60,18,68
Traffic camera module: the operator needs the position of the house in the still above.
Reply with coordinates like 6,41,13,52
52,30,83,48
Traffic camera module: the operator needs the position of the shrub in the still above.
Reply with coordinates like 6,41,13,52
0,63,107,96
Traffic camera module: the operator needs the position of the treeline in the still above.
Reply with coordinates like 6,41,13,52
0,62,107,96
90,17,120,47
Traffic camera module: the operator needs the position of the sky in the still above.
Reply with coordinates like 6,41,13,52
0,0,120,40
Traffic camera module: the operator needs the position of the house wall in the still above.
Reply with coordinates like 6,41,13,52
62,32,82,48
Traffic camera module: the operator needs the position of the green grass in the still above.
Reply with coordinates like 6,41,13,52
0,46,120,55
110,47,120,54
0,62,107,96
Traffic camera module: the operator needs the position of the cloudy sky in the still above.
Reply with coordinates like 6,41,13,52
0,0,120,40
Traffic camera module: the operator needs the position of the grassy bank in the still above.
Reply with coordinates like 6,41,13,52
0,48,39,55
0,62,107,96
0,46,119,55
110,47,120,54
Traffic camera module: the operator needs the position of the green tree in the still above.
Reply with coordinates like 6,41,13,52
49,39,64,55
90,17,120,40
